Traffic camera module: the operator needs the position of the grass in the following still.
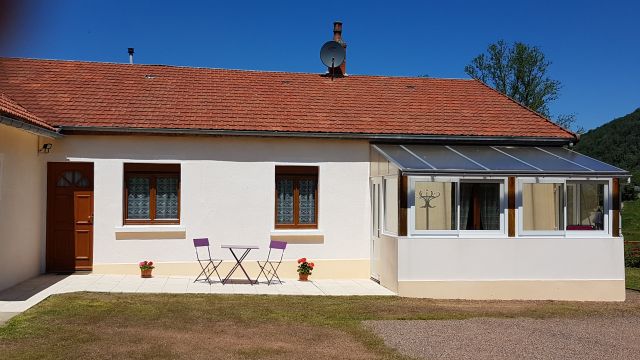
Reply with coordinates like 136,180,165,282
624,199,640,288
626,268,640,291
1,293,640,359
623,199,640,242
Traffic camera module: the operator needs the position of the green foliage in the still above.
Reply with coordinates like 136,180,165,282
574,108,640,188
626,268,640,290
465,40,560,117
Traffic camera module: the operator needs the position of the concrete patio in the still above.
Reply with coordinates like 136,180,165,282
0,274,394,323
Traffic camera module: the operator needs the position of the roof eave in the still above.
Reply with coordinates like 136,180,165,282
58,126,575,145
0,115,62,138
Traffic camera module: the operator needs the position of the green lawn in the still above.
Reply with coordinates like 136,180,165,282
623,199,640,242
2,293,640,359
626,268,640,291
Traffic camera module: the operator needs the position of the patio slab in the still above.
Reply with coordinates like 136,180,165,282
0,274,395,323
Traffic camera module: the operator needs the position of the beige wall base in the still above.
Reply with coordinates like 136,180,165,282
93,259,370,280
398,280,626,301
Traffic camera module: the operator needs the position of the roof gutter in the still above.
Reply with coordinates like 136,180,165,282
0,115,62,138
58,126,574,146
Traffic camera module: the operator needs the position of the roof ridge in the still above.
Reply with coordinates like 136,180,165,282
0,57,473,81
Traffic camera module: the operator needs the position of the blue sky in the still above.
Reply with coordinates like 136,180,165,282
1,0,638,130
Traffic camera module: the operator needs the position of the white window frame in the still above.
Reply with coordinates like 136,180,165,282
565,179,610,238
458,178,506,237
382,175,399,236
517,177,565,236
408,176,507,237
517,177,611,238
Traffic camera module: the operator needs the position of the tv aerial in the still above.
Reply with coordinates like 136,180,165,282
320,40,345,80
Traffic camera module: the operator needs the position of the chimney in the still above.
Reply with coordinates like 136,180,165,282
332,21,347,75
128,48,134,64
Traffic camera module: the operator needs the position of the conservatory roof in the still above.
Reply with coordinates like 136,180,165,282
373,144,629,177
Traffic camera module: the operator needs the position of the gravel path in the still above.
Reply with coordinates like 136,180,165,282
364,291,640,360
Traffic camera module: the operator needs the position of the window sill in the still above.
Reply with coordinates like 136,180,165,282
270,229,324,244
115,225,186,240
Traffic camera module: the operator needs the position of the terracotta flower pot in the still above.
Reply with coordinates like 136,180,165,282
141,269,153,278
298,273,309,281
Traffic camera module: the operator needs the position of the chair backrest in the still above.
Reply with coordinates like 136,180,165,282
193,238,210,247
270,240,287,250
193,238,211,261
266,240,287,262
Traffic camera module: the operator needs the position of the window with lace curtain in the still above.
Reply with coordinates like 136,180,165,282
123,163,180,225
275,166,318,229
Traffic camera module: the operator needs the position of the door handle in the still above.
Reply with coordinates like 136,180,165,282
88,214,93,224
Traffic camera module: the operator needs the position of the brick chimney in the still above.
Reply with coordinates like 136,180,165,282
332,21,347,75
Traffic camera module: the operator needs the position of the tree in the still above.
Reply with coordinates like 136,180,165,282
465,40,560,117
554,113,585,134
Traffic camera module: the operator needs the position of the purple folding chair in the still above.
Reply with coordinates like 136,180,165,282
256,240,287,285
193,238,223,284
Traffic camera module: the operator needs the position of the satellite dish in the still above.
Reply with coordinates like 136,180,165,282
320,41,345,69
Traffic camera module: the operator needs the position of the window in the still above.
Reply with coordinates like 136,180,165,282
519,179,609,234
567,182,606,231
460,183,501,230
383,177,398,234
521,183,564,231
124,164,180,225
414,180,456,231
410,177,505,234
275,166,318,229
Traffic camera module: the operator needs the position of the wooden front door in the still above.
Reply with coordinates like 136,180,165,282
46,162,94,272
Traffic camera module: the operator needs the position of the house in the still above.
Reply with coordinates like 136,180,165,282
0,24,629,300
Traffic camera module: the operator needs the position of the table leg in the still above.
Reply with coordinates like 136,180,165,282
222,248,256,285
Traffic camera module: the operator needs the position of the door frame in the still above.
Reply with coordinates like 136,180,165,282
46,162,95,272
370,177,382,281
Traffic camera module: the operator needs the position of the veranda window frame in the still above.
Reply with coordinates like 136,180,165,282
123,163,181,225
408,176,507,237
274,166,319,229
517,177,611,237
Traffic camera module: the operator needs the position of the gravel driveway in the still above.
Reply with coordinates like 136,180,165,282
364,291,640,360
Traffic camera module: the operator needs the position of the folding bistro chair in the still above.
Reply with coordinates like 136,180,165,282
256,240,287,285
193,238,223,284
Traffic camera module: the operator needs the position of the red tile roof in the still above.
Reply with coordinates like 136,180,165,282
0,57,575,140
0,91,57,132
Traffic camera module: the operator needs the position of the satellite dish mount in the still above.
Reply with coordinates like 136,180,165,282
320,40,346,80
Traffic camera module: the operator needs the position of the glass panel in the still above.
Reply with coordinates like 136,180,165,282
298,178,316,224
541,147,626,173
452,146,537,171
414,181,456,230
460,183,501,230
405,145,485,171
276,178,294,224
127,177,150,219
375,144,429,170
567,182,605,230
384,177,398,233
156,177,179,219
522,183,564,231
497,147,588,172
56,172,71,187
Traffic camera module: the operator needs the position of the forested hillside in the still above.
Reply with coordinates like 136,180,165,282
574,108,640,185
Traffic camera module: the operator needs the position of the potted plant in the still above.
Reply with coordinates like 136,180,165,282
139,260,155,278
297,258,314,281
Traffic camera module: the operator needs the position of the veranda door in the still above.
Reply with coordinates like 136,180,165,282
370,177,382,281
46,162,94,272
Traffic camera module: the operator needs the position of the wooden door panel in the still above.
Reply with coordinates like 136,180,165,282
47,162,94,272
74,191,93,270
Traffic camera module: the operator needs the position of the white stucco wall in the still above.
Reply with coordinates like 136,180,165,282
397,237,625,281
0,124,47,291
47,135,371,268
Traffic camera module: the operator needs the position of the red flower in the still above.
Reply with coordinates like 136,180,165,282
298,258,307,264
138,261,145,267
148,261,153,266
309,262,314,268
